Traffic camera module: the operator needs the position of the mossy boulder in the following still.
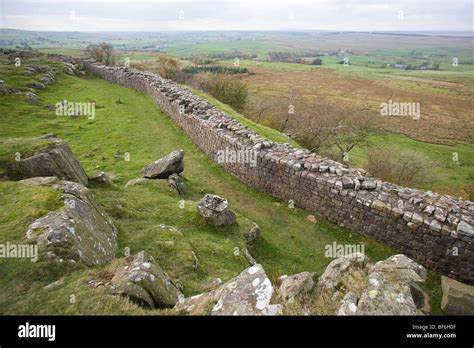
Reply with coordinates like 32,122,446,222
110,250,184,308
21,177,117,266
1,134,88,186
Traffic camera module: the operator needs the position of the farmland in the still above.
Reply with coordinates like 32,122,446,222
8,29,471,197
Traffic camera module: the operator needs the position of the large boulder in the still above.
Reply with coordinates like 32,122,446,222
3,134,88,186
21,177,117,266
197,194,236,226
110,251,183,309
356,254,428,315
140,149,184,179
313,253,428,316
174,264,278,315
441,276,474,315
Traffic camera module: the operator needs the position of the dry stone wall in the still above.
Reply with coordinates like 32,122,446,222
83,60,474,283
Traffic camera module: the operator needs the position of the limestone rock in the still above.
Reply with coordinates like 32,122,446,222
279,271,315,301
43,278,65,290
197,194,236,226
457,220,474,237
63,62,77,75
0,80,17,96
244,246,257,265
23,178,117,266
243,222,260,246
4,135,88,186
141,149,184,179
26,82,45,90
124,177,149,188
337,292,358,316
23,91,41,103
168,173,185,195
201,278,223,292
89,171,113,186
110,251,183,308
174,264,276,315
356,255,428,315
441,276,474,315
356,277,417,315
316,252,369,303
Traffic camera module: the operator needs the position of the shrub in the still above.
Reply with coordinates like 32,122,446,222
207,74,248,112
156,56,181,80
366,146,437,187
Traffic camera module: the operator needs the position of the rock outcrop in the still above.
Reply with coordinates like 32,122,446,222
197,194,236,226
4,134,88,186
174,264,278,315
141,149,184,179
441,276,474,315
316,252,369,303
312,253,428,315
110,251,183,309
356,255,428,315
21,177,117,266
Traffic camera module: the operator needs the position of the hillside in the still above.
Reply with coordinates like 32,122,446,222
0,53,447,315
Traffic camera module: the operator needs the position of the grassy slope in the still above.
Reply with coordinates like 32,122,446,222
0,60,443,314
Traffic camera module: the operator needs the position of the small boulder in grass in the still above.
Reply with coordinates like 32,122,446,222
197,194,236,226
168,173,185,195
244,223,260,246
89,171,113,186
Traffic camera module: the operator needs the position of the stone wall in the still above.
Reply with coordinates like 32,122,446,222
83,60,474,283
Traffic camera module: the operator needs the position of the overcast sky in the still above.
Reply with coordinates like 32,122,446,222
0,0,472,32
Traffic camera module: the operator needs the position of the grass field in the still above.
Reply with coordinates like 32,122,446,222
1,57,447,315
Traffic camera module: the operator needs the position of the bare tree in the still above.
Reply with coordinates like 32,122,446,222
247,90,379,160
85,42,115,66
245,95,274,122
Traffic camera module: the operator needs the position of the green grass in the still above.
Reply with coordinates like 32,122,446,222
0,57,444,315
349,133,474,197
164,39,296,57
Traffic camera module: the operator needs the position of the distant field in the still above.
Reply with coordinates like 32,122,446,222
163,39,297,56
7,29,473,198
